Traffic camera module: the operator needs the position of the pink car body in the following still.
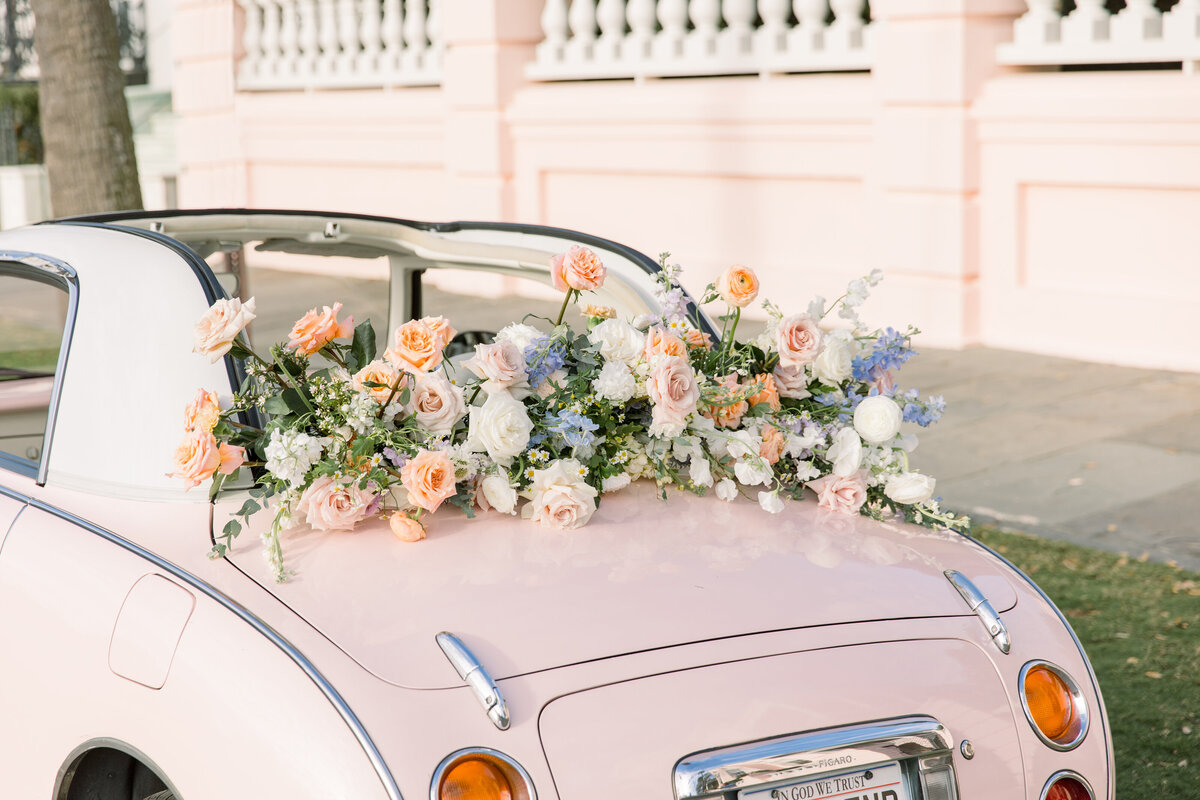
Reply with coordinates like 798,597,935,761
0,212,1113,800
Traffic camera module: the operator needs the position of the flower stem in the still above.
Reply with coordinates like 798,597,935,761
554,290,574,327
378,371,407,419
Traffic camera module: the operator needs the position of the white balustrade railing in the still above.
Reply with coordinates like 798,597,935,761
1001,0,1200,71
237,0,442,89
529,0,873,81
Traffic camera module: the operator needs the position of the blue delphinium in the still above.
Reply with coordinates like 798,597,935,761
547,408,599,449
901,390,945,427
852,327,915,383
525,336,567,389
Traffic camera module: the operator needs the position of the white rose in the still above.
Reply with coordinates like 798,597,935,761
734,455,773,487
885,472,936,505
481,474,518,514
853,395,902,444
813,333,853,385
410,370,467,436
715,478,737,502
758,491,784,514
588,318,645,365
466,391,533,465
495,323,544,353
525,459,598,530
594,360,638,403
602,473,632,493
689,456,713,488
192,296,257,363
824,427,863,477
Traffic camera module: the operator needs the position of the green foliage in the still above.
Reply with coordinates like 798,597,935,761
0,85,42,165
347,320,377,372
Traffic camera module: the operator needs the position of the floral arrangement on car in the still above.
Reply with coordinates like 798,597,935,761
171,246,967,582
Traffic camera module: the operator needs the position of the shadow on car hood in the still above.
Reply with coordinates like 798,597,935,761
219,482,1016,689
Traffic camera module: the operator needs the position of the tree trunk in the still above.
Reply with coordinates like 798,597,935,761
31,0,143,216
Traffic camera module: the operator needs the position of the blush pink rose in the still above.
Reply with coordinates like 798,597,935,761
646,355,700,438
169,428,221,489
400,449,458,513
409,372,467,436
287,302,354,356
776,313,824,369
296,475,373,531
385,319,444,374
462,340,529,394
390,514,427,542
805,471,869,515
184,388,221,432
773,361,811,399
550,245,607,292
192,296,256,363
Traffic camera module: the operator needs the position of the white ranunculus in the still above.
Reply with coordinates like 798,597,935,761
884,472,936,505
758,491,784,514
588,318,645,365
466,391,533,465
813,332,853,385
824,427,863,477
593,360,638,403
495,323,544,353
481,474,518,514
734,455,773,487
689,456,713,488
715,478,737,502
853,395,903,444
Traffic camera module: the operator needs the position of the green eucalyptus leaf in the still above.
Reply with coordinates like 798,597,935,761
264,395,291,416
236,498,260,518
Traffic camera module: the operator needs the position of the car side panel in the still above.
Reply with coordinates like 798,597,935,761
0,507,388,799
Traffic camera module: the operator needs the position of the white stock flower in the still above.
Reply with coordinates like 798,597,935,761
813,331,853,385
495,323,544,353
593,360,638,403
481,474,518,514
885,472,936,505
466,391,533,465
264,428,328,485
853,395,902,444
758,491,784,514
715,478,737,502
588,318,645,365
344,392,378,435
824,427,863,477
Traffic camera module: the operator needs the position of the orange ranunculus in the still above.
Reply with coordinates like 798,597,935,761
643,326,688,361
683,326,713,350
400,449,458,513
184,388,221,432
385,319,444,374
287,302,354,356
389,513,427,542
717,264,759,308
760,424,787,465
169,428,221,489
703,373,748,429
747,373,781,411
550,245,607,292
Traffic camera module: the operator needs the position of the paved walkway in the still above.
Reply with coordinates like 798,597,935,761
903,347,1200,572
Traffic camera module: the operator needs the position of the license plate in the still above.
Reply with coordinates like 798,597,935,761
739,762,908,800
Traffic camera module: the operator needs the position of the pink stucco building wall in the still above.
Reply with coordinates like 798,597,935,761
171,0,1200,371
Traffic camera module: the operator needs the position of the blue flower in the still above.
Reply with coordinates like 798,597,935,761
852,327,915,383
902,394,945,427
525,336,568,388
547,408,599,449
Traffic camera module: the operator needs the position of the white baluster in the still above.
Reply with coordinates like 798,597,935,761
1110,0,1161,44
595,0,626,62
278,0,300,78
426,0,443,74
791,0,827,52
402,0,428,72
296,0,319,76
1012,0,1062,47
317,0,340,75
261,0,282,78
625,0,656,61
1061,0,1109,46
720,0,757,59
1164,0,1200,44
757,0,791,57
239,0,264,81
566,0,598,63
358,0,383,73
335,0,359,75
381,0,403,76
828,0,865,51
538,0,570,64
655,0,688,60
687,0,721,59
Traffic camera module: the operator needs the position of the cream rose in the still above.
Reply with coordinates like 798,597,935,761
813,333,853,385
481,474,518,514
524,459,598,530
646,355,700,439
824,427,863,477
550,245,607,292
286,302,354,356
717,264,760,308
462,340,529,395
884,472,936,505
295,475,373,531
776,313,823,369
466,391,534,464
854,395,902,443
193,296,256,363
410,371,467,436
805,472,868,515
588,318,645,365
400,449,458,513
496,323,543,353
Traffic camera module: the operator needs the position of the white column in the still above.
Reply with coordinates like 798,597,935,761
239,0,265,81
316,0,340,75
402,0,428,72
296,0,320,77
538,0,571,64
278,0,300,79
381,0,404,76
260,0,282,78
828,0,866,51
358,0,384,73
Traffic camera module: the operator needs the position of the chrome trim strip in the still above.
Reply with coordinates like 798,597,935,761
673,715,953,799
944,569,1011,654
429,747,537,800
956,533,1115,800
1019,659,1090,751
1039,770,1095,800
0,250,79,487
436,631,511,730
0,484,402,800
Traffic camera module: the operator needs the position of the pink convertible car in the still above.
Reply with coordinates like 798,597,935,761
0,211,1111,800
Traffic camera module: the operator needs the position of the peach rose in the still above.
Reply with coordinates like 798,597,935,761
169,428,221,489
287,302,354,356
462,340,529,395
400,449,458,513
193,296,256,363
184,388,221,432
643,326,688,361
389,514,427,542
385,319,444,374
805,471,868,515
550,245,607,292
580,303,616,320
684,326,713,350
773,361,811,399
747,373,781,411
776,313,824,369
217,443,246,475
646,355,700,438
353,359,405,404
296,475,373,531
759,424,787,465
409,371,467,436
703,373,748,430
420,315,457,350
717,264,759,308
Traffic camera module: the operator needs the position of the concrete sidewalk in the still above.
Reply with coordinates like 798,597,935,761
902,347,1200,572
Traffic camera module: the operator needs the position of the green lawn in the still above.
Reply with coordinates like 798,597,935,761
973,527,1199,795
